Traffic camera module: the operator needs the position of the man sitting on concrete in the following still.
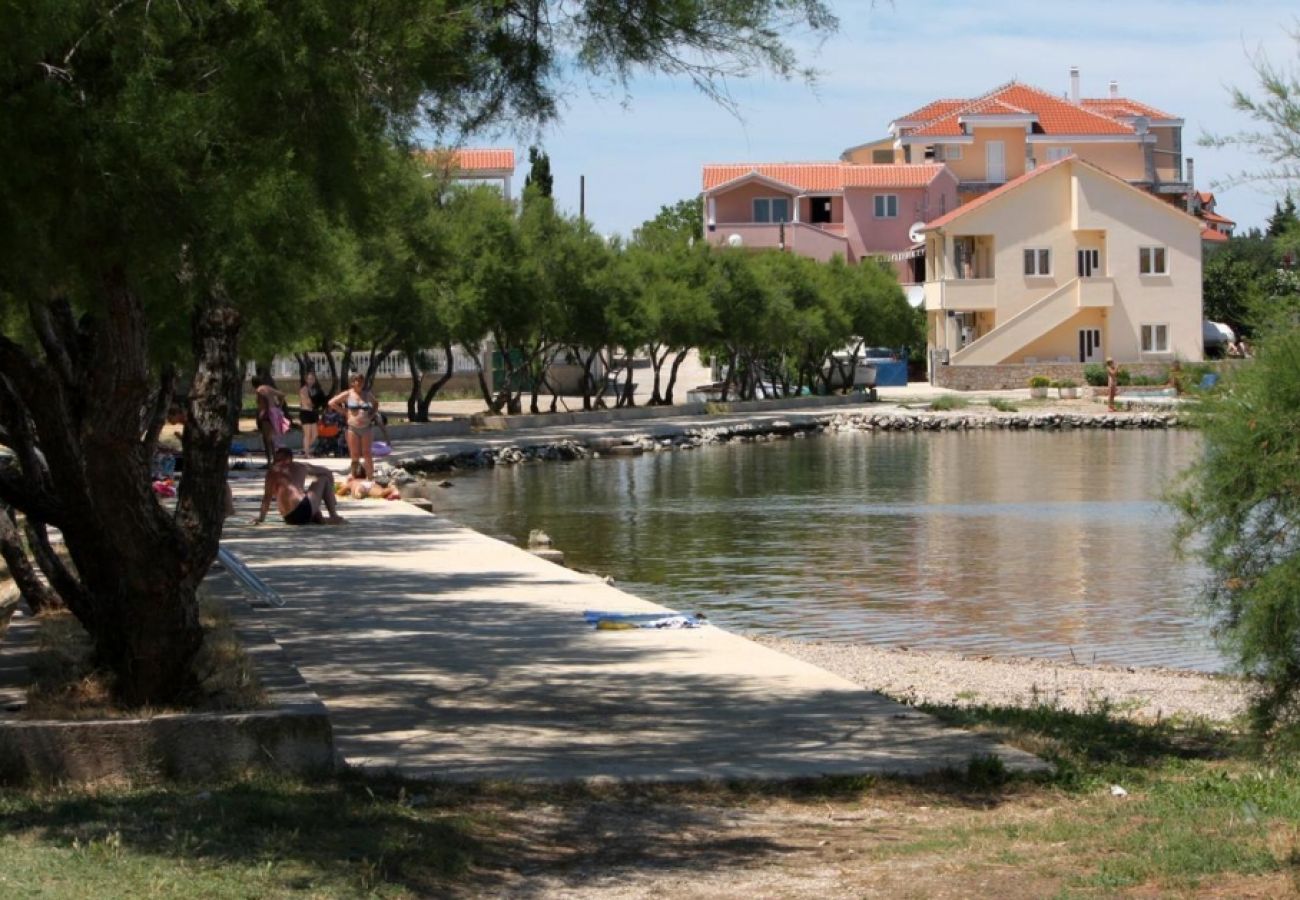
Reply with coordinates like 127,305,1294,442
252,448,345,526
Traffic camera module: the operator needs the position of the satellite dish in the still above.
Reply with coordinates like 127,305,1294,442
907,222,927,244
727,233,744,248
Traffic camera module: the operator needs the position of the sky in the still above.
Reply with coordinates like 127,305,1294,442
502,0,1298,238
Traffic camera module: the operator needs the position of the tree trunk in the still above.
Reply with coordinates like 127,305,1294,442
0,286,241,707
419,342,456,418
664,349,689,406
0,506,61,613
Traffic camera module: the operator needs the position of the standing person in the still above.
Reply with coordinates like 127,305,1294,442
329,373,379,479
251,375,289,466
252,448,345,526
1105,357,1119,412
298,371,328,458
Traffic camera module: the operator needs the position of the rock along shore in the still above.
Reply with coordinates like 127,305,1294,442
397,407,1182,474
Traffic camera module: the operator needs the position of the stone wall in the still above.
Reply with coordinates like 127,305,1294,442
934,362,1217,391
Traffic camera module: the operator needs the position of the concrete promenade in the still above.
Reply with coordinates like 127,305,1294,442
220,491,1047,782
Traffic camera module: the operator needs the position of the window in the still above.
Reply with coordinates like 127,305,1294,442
873,194,898,218
809,196,833,224
943,144,962,160
1046,146,1073,162
872,149,894,164
1023,248,1051,276
753,197,791,223
1141,323,1170,353
1139,246,1168,275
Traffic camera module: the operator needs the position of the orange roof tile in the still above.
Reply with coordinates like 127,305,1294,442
1201,227,1229,243
1081,98,1178,121
420,148,515,173
906,82,1138,138
1201,210,1235,225
922,157,1073,230
701,163,948,193
895,99,966,123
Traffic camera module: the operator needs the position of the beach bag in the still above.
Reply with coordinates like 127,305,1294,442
372,441,391,457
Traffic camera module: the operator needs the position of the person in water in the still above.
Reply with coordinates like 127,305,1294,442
328,373,379,479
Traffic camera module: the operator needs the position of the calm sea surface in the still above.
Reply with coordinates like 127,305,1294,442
433,429,1223,671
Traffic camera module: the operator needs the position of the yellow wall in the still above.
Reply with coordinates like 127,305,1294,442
929,159,1203,364
843,137,898,165
1030,141,1146,181
1013,307,1107,363
939,128,1028,183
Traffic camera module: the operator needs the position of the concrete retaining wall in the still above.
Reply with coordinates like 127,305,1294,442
0,586,335,785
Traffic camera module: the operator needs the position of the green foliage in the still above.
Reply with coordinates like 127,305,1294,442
634,197,705,248
929,395,969,411
524,146,554,198
1267,195,1297,237
1083,364,1107,387
1172,328,1300,732
1028,376,1051,389
988,397,1018,412
1055,379,1078,389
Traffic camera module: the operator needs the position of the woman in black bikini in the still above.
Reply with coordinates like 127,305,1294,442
328,373,379,479
298,371,328,457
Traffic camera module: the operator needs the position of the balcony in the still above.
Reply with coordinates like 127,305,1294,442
923,278,997,311
708,222,849,262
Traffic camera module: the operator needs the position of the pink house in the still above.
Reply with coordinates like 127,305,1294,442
701,162,958,282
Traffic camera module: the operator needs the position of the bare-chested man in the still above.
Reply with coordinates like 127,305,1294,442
252,447,344,526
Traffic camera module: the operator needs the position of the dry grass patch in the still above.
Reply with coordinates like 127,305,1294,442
21,590,266,719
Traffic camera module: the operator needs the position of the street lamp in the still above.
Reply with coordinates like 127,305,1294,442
778,219,786,252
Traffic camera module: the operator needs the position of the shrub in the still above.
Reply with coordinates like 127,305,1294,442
988,397,1018,412
1171,328,1300,734
930,395,970,411
1083,363,1107,386
1056,378,1078,389
1116,367,1132,386
1028,375,1051,388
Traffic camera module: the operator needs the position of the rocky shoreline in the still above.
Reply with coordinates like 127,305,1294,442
753,636,1248,725
398,407,1183,473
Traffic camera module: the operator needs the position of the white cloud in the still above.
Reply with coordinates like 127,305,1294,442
531,0,1299,235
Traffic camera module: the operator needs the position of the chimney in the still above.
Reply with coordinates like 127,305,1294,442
1108,80,1119,99
1186,157,1195,189
1069,66,1080,104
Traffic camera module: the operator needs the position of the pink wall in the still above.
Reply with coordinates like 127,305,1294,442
712,182,796,223
842,173,958,259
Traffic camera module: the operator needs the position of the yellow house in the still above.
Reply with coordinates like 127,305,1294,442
921,156,1203,369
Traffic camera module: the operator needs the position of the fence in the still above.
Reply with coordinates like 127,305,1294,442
250,346,484,382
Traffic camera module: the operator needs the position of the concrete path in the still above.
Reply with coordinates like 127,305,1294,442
220,492,1047,782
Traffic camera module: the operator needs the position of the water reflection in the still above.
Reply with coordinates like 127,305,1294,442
434,430,1222,671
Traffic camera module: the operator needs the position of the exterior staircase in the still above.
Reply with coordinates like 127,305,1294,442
950,277,1110,365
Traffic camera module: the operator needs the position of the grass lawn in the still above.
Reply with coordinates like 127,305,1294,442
3,702,1299,897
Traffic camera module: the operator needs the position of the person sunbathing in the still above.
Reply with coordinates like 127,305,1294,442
252,448,345,526
342,462,400,500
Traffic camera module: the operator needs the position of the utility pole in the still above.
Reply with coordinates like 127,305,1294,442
579,175,586,224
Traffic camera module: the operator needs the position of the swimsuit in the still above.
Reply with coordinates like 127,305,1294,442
283,496,316,525
346,394,375,437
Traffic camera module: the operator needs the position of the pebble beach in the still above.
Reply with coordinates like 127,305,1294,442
752,636,1249,725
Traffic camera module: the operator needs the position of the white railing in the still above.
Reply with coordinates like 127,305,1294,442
250,346,483,381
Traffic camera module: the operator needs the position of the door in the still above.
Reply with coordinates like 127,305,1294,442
1077,248,1100,278
1078,328,1102,363
986,141,1006,183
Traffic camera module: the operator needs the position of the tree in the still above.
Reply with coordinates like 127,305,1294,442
0,0,835,705
525,146,554,198
1172,331,1300,732
1177,32,1300,733
634,197,705,247
1267,195,1298,237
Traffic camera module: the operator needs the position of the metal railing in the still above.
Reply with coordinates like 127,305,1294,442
249,346,483,381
